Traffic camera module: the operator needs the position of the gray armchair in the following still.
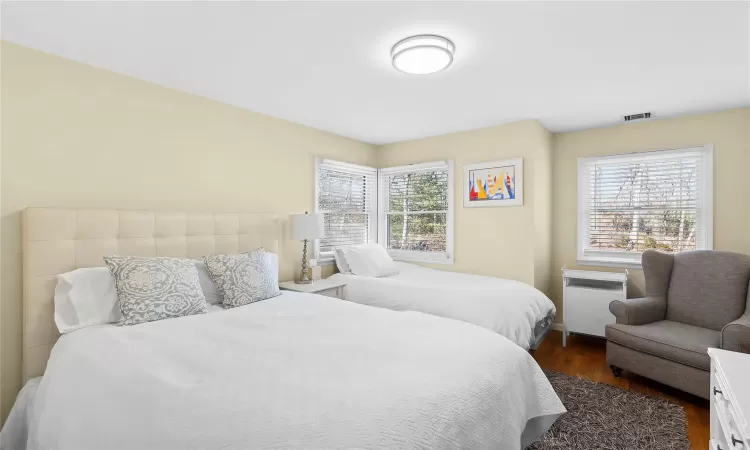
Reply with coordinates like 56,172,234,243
606,249,750,399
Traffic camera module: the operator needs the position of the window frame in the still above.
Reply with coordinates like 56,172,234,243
377,160,454,265
576,145,713,269
314,158,378,266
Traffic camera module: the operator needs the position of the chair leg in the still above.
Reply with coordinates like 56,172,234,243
610,365,623,378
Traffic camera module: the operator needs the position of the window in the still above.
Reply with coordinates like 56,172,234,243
379,161,454,264
315,159,454,265
577,146,713,268
315,158,377,262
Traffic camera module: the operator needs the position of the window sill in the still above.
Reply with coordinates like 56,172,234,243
576,258,642,270
389,250,453,265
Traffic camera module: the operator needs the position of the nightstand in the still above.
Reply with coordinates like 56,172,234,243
279,279,346,300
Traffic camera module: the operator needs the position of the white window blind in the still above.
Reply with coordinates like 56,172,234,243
577,146,713,267
379,161,454,264
315,159,377,258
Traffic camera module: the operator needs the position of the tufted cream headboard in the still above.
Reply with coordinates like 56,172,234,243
22,207,280,381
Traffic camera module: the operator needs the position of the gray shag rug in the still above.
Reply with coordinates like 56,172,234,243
526,371,690,450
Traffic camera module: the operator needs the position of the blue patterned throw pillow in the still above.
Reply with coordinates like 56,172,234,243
203,250,281,308
103,256,208,326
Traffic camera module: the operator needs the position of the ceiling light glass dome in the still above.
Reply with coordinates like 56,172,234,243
391,35,455,75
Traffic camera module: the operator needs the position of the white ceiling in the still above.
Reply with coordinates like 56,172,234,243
2,1,749,144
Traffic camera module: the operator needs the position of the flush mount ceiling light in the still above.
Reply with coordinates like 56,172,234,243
391,34,455,75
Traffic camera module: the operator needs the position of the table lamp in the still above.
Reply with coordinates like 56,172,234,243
290,211,324,284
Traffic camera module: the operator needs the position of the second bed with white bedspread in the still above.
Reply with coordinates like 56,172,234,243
329,262,556,350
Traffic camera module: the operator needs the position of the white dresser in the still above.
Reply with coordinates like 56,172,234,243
709,348,749,450
561,269,627,347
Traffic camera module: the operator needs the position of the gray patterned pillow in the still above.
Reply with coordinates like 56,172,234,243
103,256,208,326
203,250,281,308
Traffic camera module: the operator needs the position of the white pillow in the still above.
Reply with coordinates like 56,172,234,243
54,263,222,333
54,267,120,333
343,244,399,278
333,248,351,274
195,261,223,305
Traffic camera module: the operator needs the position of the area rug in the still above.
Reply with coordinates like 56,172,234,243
526,371,690,450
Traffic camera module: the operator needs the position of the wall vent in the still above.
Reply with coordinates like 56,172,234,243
623,112,652,122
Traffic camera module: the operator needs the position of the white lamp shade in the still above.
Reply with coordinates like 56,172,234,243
290,213,324,241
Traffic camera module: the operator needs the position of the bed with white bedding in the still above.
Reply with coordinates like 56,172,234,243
8,292,564,450
2,207,565,450
0,378,40,450
329,261,557,350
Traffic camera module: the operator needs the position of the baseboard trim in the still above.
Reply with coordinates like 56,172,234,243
550,323,564,332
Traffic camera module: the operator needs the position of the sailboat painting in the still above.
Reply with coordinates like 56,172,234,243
463,158,523,207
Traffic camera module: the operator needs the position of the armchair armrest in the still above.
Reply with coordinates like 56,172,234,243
609,297,666,326
721,313,750,353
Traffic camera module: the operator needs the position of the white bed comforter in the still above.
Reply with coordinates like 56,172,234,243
23,292,564,450
329,263,556,350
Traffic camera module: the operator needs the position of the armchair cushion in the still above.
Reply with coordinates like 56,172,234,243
609,296,666,325
605,320,719,371
722,313,750,353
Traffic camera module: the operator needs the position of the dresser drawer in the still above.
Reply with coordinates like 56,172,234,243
712,436,728,450
712,361,749,449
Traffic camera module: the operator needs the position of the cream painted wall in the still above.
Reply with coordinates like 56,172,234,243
532,129,553,296
0,42,377,421
550,108,750,322
377,120,553,294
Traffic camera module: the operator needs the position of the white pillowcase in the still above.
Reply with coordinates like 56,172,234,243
54,267,120,334
195,261,223,305
332,248,351,274
342,244,400,278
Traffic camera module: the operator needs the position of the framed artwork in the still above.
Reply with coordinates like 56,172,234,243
463,158,523,207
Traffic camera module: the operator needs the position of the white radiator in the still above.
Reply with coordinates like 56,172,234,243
562,268,627,347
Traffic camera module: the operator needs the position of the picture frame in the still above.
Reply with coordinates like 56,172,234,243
463,158,523,207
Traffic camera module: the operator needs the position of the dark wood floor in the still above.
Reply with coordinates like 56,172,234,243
532,330,709,450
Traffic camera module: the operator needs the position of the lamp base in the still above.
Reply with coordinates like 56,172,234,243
297,239,312,285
